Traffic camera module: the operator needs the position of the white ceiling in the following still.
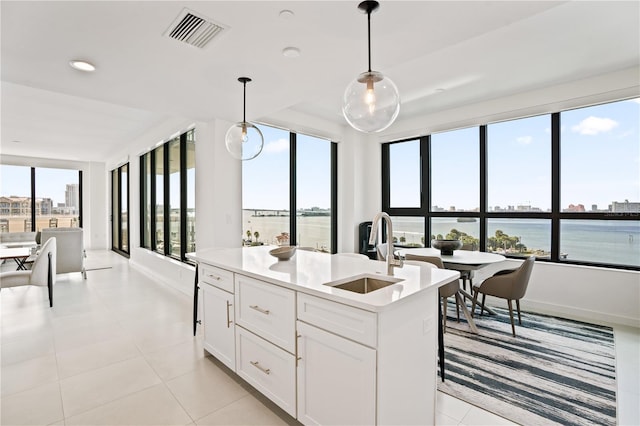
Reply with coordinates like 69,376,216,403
1,1,639,162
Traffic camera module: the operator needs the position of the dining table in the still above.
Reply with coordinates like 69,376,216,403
0,247,33,270
397,247,506,333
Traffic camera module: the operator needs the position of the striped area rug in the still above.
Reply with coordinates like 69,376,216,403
438,305,617,426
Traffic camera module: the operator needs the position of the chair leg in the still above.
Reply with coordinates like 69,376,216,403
193,264,200,336
480,294,487,316
516,299,522,325
454,296,460,322
507,299,516,337
47,252,53,308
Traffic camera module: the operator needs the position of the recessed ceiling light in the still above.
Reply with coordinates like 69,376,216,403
282,47,301,58
69,60,96,72
279,9,294,19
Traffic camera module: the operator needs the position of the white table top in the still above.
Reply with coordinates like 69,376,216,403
0,247,32,259
397,247,506,270
187,246,460,312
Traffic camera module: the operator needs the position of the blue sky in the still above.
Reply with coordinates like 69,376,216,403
1,166,78,205
242,125,331,211
389,98,639,211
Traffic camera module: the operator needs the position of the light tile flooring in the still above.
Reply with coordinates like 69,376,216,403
1,251,638,425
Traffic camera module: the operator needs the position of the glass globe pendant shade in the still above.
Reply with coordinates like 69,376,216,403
343,70,400,133
225,121,264,161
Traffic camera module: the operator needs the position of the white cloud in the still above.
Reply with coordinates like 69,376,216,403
571,116,619,135
516,136,532,145
263,138,289,153
628,98,640,104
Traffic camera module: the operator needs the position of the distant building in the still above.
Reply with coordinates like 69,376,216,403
0,196,52,216
564,204,586,212
66,183,79,214
610,200,640,212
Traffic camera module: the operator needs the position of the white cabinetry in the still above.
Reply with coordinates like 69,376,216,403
196,257,440,426
235,274,297,417
236,327,296,417
201,268,235,370
296,321,376,426
235,274,296,353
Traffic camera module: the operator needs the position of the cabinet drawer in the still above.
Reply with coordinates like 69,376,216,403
200,264,234,293
298,293,377,347
236,327,296,418
235,275,296,353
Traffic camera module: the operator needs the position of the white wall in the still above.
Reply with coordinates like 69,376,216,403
469,259,640,328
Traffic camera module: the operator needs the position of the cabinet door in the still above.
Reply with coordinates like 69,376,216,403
202,283,235,371
297,321,376,426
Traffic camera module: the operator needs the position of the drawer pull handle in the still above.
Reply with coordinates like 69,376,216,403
206,274,221,281
250,361,271,375
226,301,233,328
249,305,270,315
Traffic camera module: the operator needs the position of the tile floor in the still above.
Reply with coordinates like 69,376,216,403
1,250,638,425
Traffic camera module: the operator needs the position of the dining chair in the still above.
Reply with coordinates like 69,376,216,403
471,256,535,337
405,254,460,328
404,257,457,383
0,237,57,307
459,243,476,293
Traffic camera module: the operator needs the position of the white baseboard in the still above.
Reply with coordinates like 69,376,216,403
520,299,640,329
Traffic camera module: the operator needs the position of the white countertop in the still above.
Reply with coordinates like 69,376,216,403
187,246,460,312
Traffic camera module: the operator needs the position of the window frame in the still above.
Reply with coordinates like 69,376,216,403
140,129,195,263
0,165,83,233
243,126,338,253
382,99,639,271
110,163,130,257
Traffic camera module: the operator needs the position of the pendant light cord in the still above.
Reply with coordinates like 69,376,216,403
243,80,247,123
367,9,372,73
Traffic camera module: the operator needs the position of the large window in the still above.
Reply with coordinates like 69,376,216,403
487,115,551,212
242,124,337,252
431,127,479,212
140,128,195,263
382,98,639,269
111,163,129,256
0,165,82,233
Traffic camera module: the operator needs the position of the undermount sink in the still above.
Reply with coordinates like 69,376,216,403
324,274,403,294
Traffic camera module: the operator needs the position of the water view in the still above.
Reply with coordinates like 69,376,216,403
242,211,640,267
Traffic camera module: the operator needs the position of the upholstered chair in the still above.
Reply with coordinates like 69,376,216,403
404,253,461,328
471,256,535,337
0,237,57,307
41,227,86,279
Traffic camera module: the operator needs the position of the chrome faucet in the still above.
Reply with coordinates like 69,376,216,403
369,212,403,275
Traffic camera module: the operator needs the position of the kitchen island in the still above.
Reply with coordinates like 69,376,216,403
187,246,459,425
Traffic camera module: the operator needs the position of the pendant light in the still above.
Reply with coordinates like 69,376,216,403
342,1,400,133
225,77,264,161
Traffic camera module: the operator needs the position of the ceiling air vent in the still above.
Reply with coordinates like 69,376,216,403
164,8,226,49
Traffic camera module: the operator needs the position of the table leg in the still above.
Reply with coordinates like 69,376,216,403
459,288,496,315
13,257,28,270
455,291,479,334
